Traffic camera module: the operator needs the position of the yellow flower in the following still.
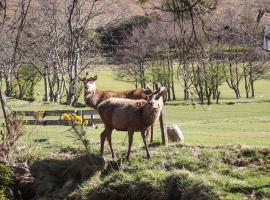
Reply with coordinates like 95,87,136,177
61,113,87,126
84,119,90,125
62,113,71,121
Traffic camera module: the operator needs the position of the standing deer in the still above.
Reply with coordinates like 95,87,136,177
97,87,166,159
80,75,153,109
80,75,155,135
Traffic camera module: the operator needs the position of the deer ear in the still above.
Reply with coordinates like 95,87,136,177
143,86,153,94
157,87,166,97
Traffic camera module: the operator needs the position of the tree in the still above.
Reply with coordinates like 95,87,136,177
116,23,155,88
21,0,118,105
0,0,33,158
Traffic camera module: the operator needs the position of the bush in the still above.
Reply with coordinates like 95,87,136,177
12,65,42,101
0,162,14,200
97,15,150,53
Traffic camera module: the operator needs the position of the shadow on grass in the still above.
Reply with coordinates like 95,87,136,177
230,183,270,198
148,141,162,148
21,154,105,200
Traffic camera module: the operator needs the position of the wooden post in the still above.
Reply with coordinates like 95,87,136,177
90,114,94,127
159,108,168,145
150,125,154,142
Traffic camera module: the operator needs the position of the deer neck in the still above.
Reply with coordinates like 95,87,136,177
142,97,164,127
142,105,162,127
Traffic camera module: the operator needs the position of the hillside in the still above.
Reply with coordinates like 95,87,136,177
217,0,270,24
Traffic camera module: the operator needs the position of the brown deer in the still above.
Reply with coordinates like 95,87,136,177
80,75,155,136
97,87,166,160
80,75,153,109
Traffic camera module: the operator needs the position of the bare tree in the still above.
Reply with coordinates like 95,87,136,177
116,24,155,88
0,0,32,157
64,0,118,105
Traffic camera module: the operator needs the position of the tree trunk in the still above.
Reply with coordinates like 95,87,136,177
18,83,24,99
53,77,64,102
183,64,189,100
250,80,255,98
139,62,145,88
216,91,220,104
171,75,176,100
43,65,51,101
233,88,241,99
243,67,249,98
43,74,49,102
4,76,12,97
66,84,75,105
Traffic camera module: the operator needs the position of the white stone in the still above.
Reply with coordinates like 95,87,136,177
166,125,184,143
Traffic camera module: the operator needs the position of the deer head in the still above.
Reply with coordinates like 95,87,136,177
79,75,98,95
148,87,166,109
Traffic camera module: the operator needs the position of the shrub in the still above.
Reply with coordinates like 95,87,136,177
12,65,42,101
0,112,25,160
62,113,91,153
0,162,14,200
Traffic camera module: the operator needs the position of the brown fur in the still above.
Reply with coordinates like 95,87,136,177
97,88,166,160
80,75,153,110
88,88,151,109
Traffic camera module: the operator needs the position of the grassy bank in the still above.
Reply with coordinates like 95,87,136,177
0,70,270,199
7,145,268,200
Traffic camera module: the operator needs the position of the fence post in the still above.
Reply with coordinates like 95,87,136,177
150,125,154,142
90,114,94,127
159,108,168,145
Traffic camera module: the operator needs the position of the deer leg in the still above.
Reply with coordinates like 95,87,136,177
126,131,134,160
100,129,107,157
145,126,154,143
141,131,150,159
107,130,115,159
145,129,150,143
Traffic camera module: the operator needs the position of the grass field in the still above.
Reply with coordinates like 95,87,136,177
1,69,270,200
3,69,269,154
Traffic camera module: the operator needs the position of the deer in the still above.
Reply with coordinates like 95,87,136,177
80,75,156,140
97,87,166,160
80,75,153,110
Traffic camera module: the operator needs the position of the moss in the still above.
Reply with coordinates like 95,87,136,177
0,163,14,200
82,170,220,200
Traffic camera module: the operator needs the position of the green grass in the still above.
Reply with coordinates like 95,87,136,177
21,145,270,200
1,69,270,199
4,70,269,154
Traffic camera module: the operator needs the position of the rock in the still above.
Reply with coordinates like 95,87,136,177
166,125,184,143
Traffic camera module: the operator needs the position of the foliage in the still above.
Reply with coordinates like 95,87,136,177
0,112,25,160
11,65,42,101
98,15,150,53
0,162,14,200
62,113,91,153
